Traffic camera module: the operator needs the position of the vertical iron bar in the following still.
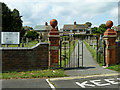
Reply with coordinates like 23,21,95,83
82,40,83,67
65,36,66,67
64,36,65,67
69,39,71,68
78,41,79,68
60,39,62,68
99,53,101,64
74,34,75,68
73,32,76,67
96,36,99,63
103,40,106,66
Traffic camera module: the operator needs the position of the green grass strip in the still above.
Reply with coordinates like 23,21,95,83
2,69,67,79
106,64,120,71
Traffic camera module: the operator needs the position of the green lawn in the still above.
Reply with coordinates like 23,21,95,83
2,69,67,79
2,40,38,47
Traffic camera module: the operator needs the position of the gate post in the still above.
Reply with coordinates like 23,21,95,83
48,19,60,68
103,20,117,67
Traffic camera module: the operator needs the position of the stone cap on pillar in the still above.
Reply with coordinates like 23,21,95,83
49,19,60,36
103,20,117,38
50,19,57,29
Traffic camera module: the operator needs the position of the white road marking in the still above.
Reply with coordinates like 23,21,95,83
117,78,120,81
46,79,55,90
75,77,119,88
104,78,119,84
90,79,110,86
76,81,95,88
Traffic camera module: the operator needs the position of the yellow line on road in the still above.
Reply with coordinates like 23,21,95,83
50,73,119,81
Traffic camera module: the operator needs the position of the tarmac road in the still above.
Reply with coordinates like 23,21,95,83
2,78,51,89
50,74,120,89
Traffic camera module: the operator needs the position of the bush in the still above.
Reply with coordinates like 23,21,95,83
26,31,39,40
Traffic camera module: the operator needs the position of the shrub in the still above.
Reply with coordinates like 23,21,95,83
26,31,39,40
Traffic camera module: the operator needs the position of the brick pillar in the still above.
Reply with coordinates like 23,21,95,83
103,20,117,67
48,19,60,68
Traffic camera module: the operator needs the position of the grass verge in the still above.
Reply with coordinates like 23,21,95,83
106,64,120,71
2,69,67,79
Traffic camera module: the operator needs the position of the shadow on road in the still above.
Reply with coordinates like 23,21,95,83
63,66,96,70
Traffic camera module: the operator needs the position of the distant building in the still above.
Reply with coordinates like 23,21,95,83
59,28,63,36
34,22,52,41
63,21,90,35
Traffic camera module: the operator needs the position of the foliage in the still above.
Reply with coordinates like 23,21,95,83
91,27,99,34
2,69,67,79
20,27,25,37
91,24,108,35
2,2,12,32
26,31,39,40
106,64,120,71
1,2,24,37
98,24,108,34
85,22,92,27
23,26,33,31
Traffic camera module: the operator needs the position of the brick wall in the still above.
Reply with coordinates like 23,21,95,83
1,43,49,72
116,41,120,64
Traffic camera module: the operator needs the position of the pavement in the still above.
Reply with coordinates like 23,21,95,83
65,40,117,76
2,78,51,89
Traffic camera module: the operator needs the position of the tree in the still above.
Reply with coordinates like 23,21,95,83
1,2,25,38
85,22,92,27
11,9,23,32
20,27,25,38
26,31,39,40
1,2,12,32
0,3,2,30
91,24,108,35
23,26,33,31
98,24,108,34
91,27,98,34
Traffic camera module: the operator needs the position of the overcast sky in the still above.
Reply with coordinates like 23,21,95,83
0,0,119,29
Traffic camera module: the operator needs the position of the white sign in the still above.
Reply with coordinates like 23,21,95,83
1,32,20,44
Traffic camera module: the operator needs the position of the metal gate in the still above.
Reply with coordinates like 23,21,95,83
96,36,106,66
59,35,83,69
